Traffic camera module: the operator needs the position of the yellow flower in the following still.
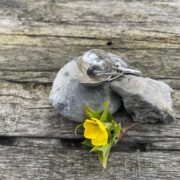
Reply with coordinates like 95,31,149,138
83,118,108,146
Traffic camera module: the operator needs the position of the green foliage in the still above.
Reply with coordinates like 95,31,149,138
100,101,110,122
82,139,93,147
81,101,121,168
91,144,111,169
84,105,101,119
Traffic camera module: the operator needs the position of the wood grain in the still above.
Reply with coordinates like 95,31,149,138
0,81,179,151
0,36,179,83
0,0,180,179
0,0,179,83
0,139,180,180
0,0,180,37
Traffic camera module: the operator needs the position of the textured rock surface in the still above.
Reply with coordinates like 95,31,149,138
49,60,121,122
111,75,175,123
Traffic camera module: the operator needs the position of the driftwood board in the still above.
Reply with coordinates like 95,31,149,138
0,0,180,179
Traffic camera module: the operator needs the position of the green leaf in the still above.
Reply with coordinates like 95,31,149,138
97,152,104,167
96,110,104,117
103,122,113,131
107,112,114,122
82,139,93,147
91,144,111,169
91,144,110,153
100,101,110,122
84,105,100,119
112,123,121,145
98,151,109,169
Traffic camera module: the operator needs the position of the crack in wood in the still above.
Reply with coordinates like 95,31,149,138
0,136,17,146
1,136,180,154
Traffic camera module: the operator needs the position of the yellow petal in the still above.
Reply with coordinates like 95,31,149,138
91,118,107,132
91,130,108,146
84,119,97,128
83,119,101,139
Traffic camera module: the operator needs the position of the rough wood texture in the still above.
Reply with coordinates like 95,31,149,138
0,0,180,179
1,139,180,180
0,81,179,138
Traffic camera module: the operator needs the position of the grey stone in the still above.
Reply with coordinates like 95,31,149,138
49,59,121,122
111,75,175,123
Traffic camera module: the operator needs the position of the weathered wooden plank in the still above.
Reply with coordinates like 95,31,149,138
160,79,180,90
0,82,75,138
0,38,179,83
0,139,180,180
0,81,179,142
0,0,179,83
0,1,179,83
0,0,179,179
0,0,180,38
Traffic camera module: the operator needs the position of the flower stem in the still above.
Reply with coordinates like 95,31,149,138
119,122,143,140
123,122,141,133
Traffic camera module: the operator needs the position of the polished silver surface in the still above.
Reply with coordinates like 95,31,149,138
77,49,142,86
